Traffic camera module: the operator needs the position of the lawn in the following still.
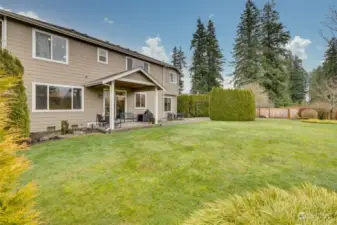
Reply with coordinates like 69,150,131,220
21,119,337,225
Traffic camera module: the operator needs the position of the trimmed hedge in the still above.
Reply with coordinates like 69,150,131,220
177,94,209,117
209,88,255,121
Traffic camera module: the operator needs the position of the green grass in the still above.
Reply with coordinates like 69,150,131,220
21,119,337,225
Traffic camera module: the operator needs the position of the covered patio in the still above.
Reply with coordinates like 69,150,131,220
84,67,166,131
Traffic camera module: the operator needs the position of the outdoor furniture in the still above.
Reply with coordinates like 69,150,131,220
104,115,122,128
96,114,109,126
120,112,137,122
143,110,154,122
176,113,184,120
167,113,176,121
137,114,144,122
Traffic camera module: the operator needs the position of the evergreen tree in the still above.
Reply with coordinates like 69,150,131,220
172,46,187,94
323,37,337,81
190,18,208,94
205,19,224,92
309,65,325,101
232,0,261,87
260,0,291,107
288,54,308,103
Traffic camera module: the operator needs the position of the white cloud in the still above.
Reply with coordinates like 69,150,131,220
141,36,169,62
285,36,312,60
18,11,41,20
223,75,233,89
209,14,215,19
104,17,114,25
0,6,11,11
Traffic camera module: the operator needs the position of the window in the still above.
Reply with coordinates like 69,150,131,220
164,97,172,112
127,57,133,70
169,73,177,84
135,92,146,109
33,83,84,112
33,29,68,64
0,20,3,48
97,48,108,64
143,62,150,73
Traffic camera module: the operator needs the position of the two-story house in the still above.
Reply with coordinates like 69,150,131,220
0,9,181,132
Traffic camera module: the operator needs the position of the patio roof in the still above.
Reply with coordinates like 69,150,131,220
84,67,166,91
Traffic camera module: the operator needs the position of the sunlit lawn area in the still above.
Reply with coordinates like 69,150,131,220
22,119,337,225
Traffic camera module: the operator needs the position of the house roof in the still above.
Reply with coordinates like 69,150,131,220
85,67,166,91
0,9,181,73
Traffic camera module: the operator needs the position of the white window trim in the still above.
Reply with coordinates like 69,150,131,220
169,72,177,84
125,56,150,72
32,82,84,112
144,62,150,73
32,28,69,65
0,17,7,49
163,96,172,112
97,48,108,64
134,92,147,109
126,56,133,70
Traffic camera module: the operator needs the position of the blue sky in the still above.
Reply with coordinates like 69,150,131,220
1,0,335,92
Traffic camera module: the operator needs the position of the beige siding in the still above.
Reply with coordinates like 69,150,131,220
6,18,178,132
124,72,153,83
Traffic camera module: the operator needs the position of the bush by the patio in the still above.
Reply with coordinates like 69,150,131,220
177,94,209,117
0,49,29,138
183,184,337,225
209,88,255,121
301,109,318,119
0,49,39,224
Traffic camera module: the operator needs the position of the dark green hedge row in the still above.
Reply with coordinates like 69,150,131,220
209,88,256,121
177,94,209,117
0,49,30,138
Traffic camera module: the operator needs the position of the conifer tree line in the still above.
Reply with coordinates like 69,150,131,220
232,0,308,107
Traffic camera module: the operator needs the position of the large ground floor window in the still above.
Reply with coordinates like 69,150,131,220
33,82,84,112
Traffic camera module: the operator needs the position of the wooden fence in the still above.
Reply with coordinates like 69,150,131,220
256,108,299,119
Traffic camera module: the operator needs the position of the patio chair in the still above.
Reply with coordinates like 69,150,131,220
176,113,185,120
167,113,176,121
120,112,137,122
104,115,122,128
96,114,109,127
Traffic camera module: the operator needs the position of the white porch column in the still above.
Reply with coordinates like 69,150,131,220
109,81,115,130
155,87,158,124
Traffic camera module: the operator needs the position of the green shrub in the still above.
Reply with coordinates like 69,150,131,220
0,49,39,224
0,49,29,138
301,109,318,119
183,184,337,225
177,94,209,117
301,119,337,124
310,102,332,120
61,120,69,135
209,88,255,121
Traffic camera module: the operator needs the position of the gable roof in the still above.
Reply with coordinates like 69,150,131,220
85,67,166,91
0,9,181,74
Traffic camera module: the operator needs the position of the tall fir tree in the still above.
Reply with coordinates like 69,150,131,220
232,0,261,87
260,0,291,107
190,18,208,94
287,54,308,103
323,37,337,81
172,47,187,94
205,19,224,92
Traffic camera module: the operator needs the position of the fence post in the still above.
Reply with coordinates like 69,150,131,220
288,108,290,119
268,108,271,118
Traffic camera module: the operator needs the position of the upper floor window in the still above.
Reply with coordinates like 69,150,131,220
33,29,68,64
126,57,150,72
169,72,177,84
97,48,108,64
33,82,83,112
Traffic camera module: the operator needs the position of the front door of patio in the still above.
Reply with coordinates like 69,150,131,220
103,89,127,119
